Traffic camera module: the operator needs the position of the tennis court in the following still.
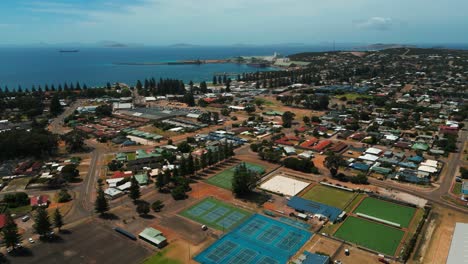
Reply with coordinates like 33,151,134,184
301,185,354,209
180,197,252,231
334,216,405,256
206,162,265,190
354,197,416,227
195,214,312,264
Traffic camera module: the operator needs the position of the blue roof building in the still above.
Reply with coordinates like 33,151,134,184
462,182,468,195
351,162,371,171
287,197,343,222
408,156,424,163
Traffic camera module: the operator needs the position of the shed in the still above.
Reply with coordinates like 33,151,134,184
134,174,149,185
104,188,124,199
139,227,167,248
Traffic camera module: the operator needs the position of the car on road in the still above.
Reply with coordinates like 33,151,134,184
29,238,34,243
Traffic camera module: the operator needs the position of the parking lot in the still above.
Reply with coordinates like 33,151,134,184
7,221,151,264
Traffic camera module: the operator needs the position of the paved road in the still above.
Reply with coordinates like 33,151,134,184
48,100,84,135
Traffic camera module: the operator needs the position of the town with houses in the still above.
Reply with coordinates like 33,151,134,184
0,47,466,264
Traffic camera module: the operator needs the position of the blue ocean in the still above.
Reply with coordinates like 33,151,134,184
1,44,466,90
0,45,335,90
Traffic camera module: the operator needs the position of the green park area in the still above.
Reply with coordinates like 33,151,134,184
354,197,416,227
206,162,265,190
301,185,355,209
334,216,405,256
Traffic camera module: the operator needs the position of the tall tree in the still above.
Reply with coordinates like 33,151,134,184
53,208,64,232
50,94,63,116
2,213,21,249
324,152,345,177
129,176,141,201
212,76,217,85
34,207,52,237
95,185,109,215
232,163,257,197
282,111,296,128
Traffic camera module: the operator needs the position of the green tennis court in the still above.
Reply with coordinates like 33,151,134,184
334,216,404,256
180,197,252,231
354,197,416,227
301,185,355,209
206,163,265,190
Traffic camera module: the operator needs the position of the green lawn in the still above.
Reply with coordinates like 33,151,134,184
453,182,462,195
301,185,355,209
354,198,416,228
180,197,252,231
8,205,32,215
335,93,373,101
142,249,182,264
334,216,405,256
127,153,136,161
206,162,265,190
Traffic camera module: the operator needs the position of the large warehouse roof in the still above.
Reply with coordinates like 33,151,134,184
446,223,468,264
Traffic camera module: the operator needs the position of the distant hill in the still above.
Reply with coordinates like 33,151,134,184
354,43,416,50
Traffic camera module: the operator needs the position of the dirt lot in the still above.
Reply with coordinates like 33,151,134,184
306,235,342,256
412,205,468,264
5,220,151,264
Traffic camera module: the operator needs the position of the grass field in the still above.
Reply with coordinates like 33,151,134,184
301,185,355,209
126,153,136,161
180,197,252,231
334,216,405,256
206,162,265,190
142,249,182,264
453,182,462,195
354,197,416,227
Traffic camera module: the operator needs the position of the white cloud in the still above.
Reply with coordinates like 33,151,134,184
355,17,393,31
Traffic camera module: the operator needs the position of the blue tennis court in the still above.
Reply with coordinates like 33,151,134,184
195,214,312,264
180,198,252,231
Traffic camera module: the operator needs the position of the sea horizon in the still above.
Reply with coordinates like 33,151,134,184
1,43,467,90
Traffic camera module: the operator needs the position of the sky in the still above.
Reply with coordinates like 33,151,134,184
0,0,467,45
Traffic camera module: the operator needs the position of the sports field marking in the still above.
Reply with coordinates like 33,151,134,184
206,240,238,262
354,197,416,228
257,256,279,264
334,216,405,256
180,197,252,231
258,226,283,243
202,207,230,223
301,185,355,209
227,249,258,264
194,214,312,264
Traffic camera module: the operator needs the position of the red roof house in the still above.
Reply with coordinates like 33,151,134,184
0,214,7,229
30,195,49,207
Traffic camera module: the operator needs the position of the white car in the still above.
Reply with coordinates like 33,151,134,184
28,238,34,243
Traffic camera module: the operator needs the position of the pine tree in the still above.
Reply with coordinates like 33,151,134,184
50,94,63,116
129,176,141,201
2,213,21,249
213,76,217,85
95,185,109,215
34,207,52,237
156,173,164,190
136,80,142,90
200,153,207,169
187,155,195,175
53,208,64,232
